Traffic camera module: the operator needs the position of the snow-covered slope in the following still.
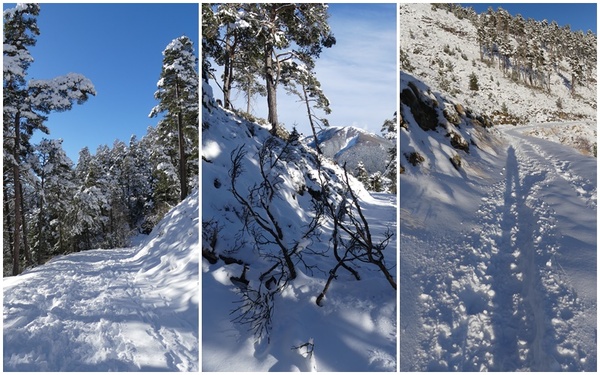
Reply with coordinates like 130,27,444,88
202,81,397,371
3,190,199,371
400,71,500,178
400,12,597,369
400,3,596,124
402,122,597,371
306,126,394,175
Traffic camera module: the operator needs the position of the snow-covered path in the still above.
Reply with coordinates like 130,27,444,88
401,124,596,371
4,191,199,371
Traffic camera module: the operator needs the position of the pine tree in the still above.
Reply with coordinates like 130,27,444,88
149,36,199,201
381,112,397,194
469,72,479,90
3,4,95,275
31,138,76,262
282,61,331,154
354,161,369,187
203,4,261,110
247,3,336,135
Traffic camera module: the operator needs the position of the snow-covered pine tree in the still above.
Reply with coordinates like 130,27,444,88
30,139,76,263
243,3,336,135
354,161,369,187
149,36,199,202
3,3,96,275
71,147,109,251
124,134,155,232
203,4,262,111
381,112,398,194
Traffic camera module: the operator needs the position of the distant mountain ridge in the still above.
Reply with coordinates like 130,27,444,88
305,126,394,175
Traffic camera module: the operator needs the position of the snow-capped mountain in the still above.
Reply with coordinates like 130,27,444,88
202,79,397,371
305,126,394,175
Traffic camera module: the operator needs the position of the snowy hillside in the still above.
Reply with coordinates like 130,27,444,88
305,126,394,175
3,190,199,371
400,6,596,370
400,3,596,125
202,80,397,371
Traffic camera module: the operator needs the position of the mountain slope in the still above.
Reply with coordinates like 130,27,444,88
400,3,596,124
3,190,199,371
201,80,397,371
306,126,394,175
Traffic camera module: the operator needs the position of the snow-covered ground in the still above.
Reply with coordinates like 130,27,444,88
400,5,596,369
202,80,397,371
3,190,199,371
400,124,597,371
203,192,397,372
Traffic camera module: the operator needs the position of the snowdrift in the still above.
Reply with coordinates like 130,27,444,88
3,190,199,371
202,80,397,371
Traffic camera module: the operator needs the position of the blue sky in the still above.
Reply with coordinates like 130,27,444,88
462,3,597,34
3,3,199,162
212,3,397,138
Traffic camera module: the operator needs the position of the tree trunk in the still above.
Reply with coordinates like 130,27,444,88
302,84,322,154
264,44,279,135
223,36,233,110
36,189,45,265
20,182,32,266
175,75,188,200
4,175,13,267
12,112,22,276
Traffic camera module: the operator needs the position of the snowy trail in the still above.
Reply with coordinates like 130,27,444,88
4,191,199,372
401,124,596,371
4,248,197,371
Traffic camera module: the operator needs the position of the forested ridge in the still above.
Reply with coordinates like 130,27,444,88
3,4,199,276
431,4,596,95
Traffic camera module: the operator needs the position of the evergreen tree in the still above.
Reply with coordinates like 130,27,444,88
381,112,397,194
3,4,96,275
244,3,336,135
282,61,331,154
149,36,199,201
203,4,261,110
354,161,369,187
31,139,76,262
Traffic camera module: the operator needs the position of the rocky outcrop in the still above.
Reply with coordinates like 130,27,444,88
400,82,439,131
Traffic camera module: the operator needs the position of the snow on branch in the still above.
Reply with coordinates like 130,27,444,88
29,73,96,113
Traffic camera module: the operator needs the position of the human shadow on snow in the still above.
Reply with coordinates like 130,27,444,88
489,146,558,371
